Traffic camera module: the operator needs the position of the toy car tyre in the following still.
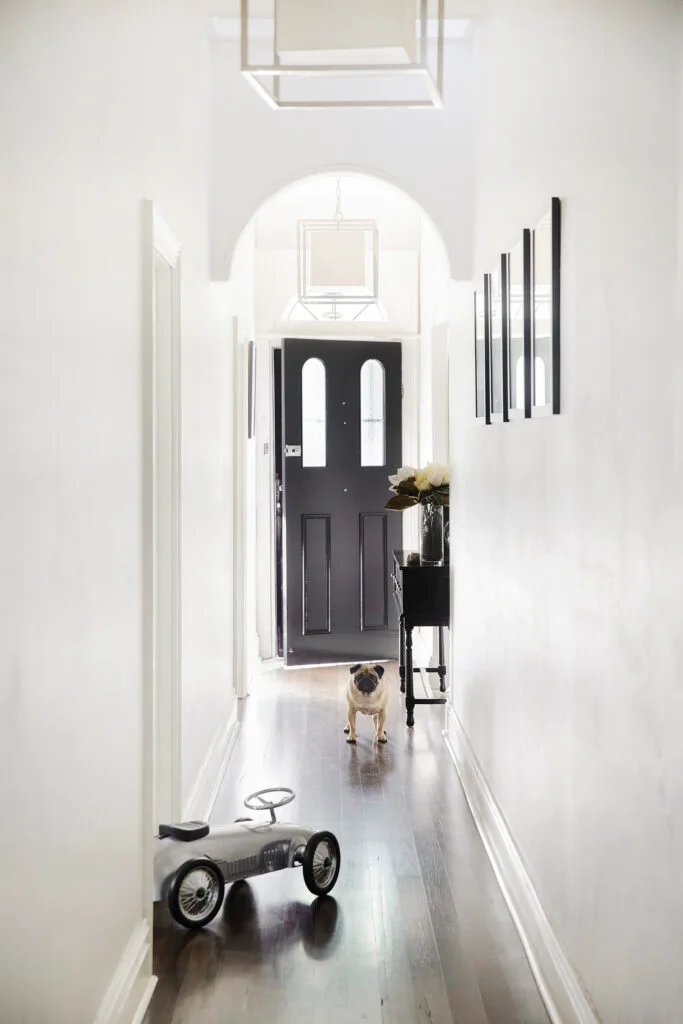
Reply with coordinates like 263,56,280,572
168,857,225,929
302,831,341,896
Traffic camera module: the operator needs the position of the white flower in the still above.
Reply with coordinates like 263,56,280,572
422,462,449,488
388,466,416,486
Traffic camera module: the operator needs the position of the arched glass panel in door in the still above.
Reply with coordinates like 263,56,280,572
301,357,326,467
360,359,386,467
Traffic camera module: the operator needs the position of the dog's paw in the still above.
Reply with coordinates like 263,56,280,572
346,737,356,744
376,736,388,744
343,725,350,734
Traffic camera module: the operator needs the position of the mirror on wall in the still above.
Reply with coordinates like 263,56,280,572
474,286,490,424
489,261,507,422
505,234,530,419
532,198,561,416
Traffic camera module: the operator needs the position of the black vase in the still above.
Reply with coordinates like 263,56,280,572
419,501,444,566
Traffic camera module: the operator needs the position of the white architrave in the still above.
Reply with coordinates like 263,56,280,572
142,199,182,935
232,317,251,697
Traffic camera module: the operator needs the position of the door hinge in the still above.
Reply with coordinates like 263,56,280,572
401,385,404,398
263,441,271,455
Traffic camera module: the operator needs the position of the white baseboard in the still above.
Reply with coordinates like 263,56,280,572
184,701,239,822
94,920,156,1024
443,707,601,1024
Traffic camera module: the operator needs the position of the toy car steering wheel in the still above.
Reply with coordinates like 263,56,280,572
244,787,295,823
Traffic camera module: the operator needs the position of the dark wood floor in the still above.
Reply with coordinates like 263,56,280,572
148,663,550,1024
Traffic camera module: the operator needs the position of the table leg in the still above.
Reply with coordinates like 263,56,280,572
399,614,405,693
405,624,415,727
437,626,447,692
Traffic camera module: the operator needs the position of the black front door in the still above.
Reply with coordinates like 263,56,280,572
282,338,402,667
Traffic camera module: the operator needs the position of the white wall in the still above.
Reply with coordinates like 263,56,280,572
451,2,683,1020
0,2,235,1019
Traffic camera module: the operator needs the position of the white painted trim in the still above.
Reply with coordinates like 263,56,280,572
443,707,601,1024
141,200,183,933
93,920,156,1024
257,331,420,342
129,979,157,1024
232,318,250,699
255,337,278,661
184,701,240,822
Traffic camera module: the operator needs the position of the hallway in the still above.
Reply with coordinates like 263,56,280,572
148,664,550,1024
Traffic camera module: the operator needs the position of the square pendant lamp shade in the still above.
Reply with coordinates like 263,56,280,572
241,0,444,108
298,220,378,304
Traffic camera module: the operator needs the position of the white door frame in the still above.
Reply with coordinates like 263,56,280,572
142,200,182,923
232,317,251,698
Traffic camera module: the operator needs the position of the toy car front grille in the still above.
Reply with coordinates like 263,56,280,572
225,855,259,879
261,841,289,872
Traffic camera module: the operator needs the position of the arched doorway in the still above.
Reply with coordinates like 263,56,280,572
227,171,454,692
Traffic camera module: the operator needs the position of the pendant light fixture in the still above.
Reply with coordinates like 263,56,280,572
241,0,445,109
296,177,379,320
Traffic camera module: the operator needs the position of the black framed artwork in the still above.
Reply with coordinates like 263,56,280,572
489,260,508,423
474,286,490,424
531,197,561,416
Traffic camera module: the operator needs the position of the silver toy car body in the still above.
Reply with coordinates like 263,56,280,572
154,788,341,928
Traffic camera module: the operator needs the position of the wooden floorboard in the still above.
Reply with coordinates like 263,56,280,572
148,663,550,1024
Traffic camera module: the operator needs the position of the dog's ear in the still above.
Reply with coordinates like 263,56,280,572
349,664,361,674
374,665,385,678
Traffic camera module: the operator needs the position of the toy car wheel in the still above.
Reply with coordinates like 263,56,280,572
168,858,225,929
302,831,341,896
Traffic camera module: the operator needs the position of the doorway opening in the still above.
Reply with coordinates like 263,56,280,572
230,171,453,683
273,347,284,659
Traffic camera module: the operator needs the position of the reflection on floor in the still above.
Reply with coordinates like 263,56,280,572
148,662,550,1024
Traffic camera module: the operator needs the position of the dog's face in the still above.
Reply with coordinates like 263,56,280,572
349,663,385,696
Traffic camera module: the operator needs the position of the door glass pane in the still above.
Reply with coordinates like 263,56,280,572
360,359,385,466
301,358,326,467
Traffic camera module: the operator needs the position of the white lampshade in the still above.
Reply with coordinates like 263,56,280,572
298,220,378,304
309,230,367,288
241,0,445,109
276,0,417,66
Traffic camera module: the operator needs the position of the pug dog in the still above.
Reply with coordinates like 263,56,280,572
344,663,388,744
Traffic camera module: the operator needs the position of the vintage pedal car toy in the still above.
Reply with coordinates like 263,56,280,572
154,787,341,928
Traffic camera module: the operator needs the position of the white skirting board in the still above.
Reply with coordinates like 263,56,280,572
93,920,156,1024
443,707,601,1024
184,701,240,822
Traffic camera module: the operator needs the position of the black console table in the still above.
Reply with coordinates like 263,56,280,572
391,550,449,727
